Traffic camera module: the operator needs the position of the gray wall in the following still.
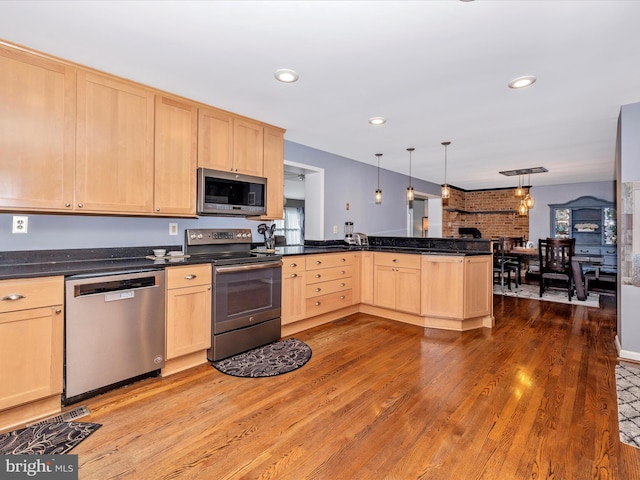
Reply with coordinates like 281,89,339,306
284,141,442,239
619,102,640,359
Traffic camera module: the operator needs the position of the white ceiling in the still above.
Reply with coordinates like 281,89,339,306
2,1,639,190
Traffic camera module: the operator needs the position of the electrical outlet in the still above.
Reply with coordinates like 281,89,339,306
169,223,178,235
12,215,28,234
346,203,350,211
333,225,338,234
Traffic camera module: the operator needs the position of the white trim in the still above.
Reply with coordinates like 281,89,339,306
619,348,640,362
615,335,622,356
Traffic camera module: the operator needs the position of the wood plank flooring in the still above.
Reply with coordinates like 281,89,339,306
71,294,640,479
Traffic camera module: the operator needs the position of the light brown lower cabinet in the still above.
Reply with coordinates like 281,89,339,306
0,276,64,430
163,264,212,376
373,252,422,314
282,256,306,325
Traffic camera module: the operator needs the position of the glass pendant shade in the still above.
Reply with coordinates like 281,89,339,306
518,199,528,216
406,148,415,203
441,141,451,199
515,176,525,197
524,193,534,209
374,153,383,205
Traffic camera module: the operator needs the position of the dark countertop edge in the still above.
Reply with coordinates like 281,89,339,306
0,245,491,281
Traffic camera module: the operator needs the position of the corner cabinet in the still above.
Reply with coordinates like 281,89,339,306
550,196,617,270
0,276,64,430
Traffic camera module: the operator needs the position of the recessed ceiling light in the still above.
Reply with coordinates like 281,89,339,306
274,69,299,83
368,116,387,126
508,75,537,89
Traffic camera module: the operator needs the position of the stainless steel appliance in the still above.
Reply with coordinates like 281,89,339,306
184,228,282,361
64,270,165,404
197,168,267,216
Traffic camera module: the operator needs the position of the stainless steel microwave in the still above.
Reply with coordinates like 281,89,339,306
197,168,267,216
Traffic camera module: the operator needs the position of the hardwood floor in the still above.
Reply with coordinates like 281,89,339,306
72,294,640,479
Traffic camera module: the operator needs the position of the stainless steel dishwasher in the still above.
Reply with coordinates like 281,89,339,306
64,269,165,404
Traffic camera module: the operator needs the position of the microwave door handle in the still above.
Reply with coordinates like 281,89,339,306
214,260,283,274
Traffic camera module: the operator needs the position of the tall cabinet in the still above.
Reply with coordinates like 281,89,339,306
550,196,617,271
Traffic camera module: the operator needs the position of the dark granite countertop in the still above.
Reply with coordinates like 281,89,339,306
0,237,492,281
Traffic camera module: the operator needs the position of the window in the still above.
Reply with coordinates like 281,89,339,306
275,206,304,245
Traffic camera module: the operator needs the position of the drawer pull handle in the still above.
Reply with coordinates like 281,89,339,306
1,294,26,301
289,273,298,278
340,283,346,287
184,274,197,280
393,258,399,263
315,260,322,265
315,274,321,278
340,271,346,274
54,308,62,314
289,263,297,268
340,295,346,300
315,301,321,306
77,203,84,208
315,288,321,292
341,258,346,262
65,202,71,208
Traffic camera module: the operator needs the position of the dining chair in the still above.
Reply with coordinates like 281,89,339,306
538,238,576,300
493,238,520,292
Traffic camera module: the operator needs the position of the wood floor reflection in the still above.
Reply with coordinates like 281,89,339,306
74,294,640,479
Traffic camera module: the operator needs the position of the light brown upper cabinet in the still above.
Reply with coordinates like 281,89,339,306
154,95,198,216
75,71,155,214
198,107,264,177
0,44,76,211
261,126,285,220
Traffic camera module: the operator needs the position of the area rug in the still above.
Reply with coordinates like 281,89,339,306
493,283,600,308
0,421,101,455
212,338,312,378
616,363,640,448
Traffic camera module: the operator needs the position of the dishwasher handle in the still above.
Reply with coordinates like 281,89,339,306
68,271,163,298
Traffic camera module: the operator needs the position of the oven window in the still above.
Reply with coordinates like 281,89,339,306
227,278,273,316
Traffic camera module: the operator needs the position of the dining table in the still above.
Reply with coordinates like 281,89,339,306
507,247,602,301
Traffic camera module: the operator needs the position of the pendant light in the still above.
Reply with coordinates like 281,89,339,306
518,198,528,216
406,147,415,202
374,153,383,205
524,174,535,209
515,175,525,197
441,141,451,199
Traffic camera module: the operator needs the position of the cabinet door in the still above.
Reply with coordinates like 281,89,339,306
76,71,154,213
0,45,75,211
282,272,306,325
421,256,464,318
0,306,63,410
360,251,374,305
463,256,492,319
552,208,571,239
166,284,212,359
198,107,233,171
154,95,197,215
261,126,285,219
396,268,421,314
233,118,264,176
373,264,397,310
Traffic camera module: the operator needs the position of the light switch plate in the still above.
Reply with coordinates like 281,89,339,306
169,223,178,235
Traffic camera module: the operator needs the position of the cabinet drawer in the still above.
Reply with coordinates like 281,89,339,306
305,253,352,271
575,246,601,255
282,256,305,275
0,276,63,314
305,277,352,299
374,252,422,269
602,247,617,256
305,290,353,317
166,264,212,289
306,265,353,285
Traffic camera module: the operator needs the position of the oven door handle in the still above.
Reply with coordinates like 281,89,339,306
214,260,283,274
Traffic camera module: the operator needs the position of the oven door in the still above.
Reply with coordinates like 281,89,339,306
213,260,282,334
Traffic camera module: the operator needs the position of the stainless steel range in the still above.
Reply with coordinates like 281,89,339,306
184,228,282,361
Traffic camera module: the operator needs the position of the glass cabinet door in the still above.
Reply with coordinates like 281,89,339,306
553,208,571,238
603,207,616,244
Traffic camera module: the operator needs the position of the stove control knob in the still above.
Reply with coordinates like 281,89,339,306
197,233,203,239
190,233,197,240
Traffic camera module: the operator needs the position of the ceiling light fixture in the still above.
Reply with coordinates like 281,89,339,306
518,198,529,216
274,68,299,83
441,141,451,199
524,174,535,209
368,116,386,126
375,153,383,205
406,147,415,203
508,75,537,89
515,175,525,197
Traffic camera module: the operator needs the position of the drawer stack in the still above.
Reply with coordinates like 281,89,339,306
305,253,354,317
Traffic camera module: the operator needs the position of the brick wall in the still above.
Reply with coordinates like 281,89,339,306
442,186,530,240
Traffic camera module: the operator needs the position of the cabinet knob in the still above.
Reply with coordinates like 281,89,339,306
315,288,321,292
315,260,322,265
156,208,160,212
77,203,84,208
315,274,321,278
341,258,346,262
289,273,298,278
340,295,346,300
393,258,399,263
340,283,345,287
54,308,62,314
340,271,345,274
315,301,321,306
1,293,26,301
65,203,71,208
184,274,197,280
289,263,297,268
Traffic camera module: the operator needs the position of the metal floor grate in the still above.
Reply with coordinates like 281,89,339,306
27,405,91,426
